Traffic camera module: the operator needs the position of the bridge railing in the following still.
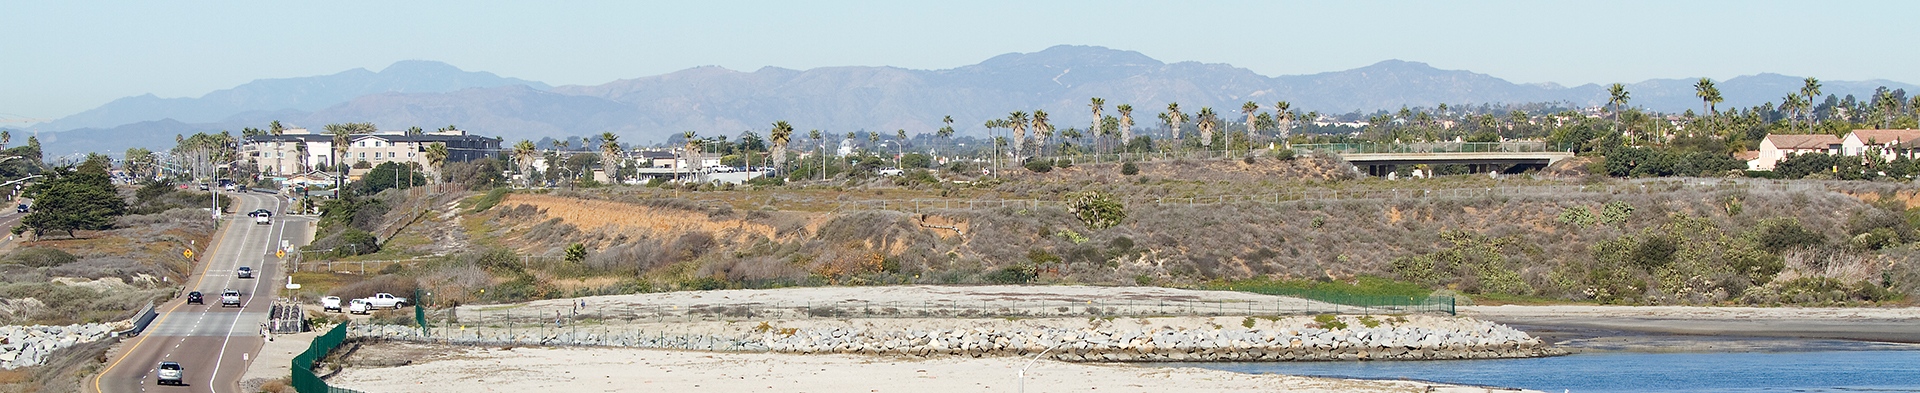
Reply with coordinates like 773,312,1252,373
1291,142,1575,154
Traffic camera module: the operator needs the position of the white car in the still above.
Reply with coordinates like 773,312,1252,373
255,214,271,225
321,296,342,312
156,362,183,385
347,298,371,315
236,266,253,278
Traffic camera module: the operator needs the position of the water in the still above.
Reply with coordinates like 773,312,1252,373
1167,351,1920,393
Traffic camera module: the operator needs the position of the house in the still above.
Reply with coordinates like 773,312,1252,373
1749,134,1840,170
1839,129,1920,160
242,127,502,176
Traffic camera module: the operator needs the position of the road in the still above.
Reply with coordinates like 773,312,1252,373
93,191,304,393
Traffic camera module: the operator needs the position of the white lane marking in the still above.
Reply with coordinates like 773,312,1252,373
207,193,278,393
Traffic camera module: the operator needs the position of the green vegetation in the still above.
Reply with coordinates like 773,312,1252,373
17,157,125,238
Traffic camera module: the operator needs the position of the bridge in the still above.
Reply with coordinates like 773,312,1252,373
1292,142,1577,176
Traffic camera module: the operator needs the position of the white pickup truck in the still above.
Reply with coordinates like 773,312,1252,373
360,293,409,309
321,296,342,312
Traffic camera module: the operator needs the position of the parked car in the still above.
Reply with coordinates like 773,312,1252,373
197,183,210,191
236,266,253,278
156,362,183,385
876,168,905,176
219,290,241,308
708,165,736,173
321,296,342,312
14,204,25,213
347,298,370,315
360,293,409,309
185,291,203,305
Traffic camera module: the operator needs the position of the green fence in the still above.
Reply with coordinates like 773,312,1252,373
1221,287,1455,316
292,322,363,393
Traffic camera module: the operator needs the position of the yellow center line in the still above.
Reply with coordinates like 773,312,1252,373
93,207,238,393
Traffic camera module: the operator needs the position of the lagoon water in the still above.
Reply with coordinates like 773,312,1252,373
1168,350,1920,392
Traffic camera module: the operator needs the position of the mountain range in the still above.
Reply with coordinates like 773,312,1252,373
18,45,1918,157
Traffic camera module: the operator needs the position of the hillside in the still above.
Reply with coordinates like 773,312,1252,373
310,155,1920,309
29,45,1920,157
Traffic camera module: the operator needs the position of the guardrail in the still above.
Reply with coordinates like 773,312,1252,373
113,302,157,337
1291,142,1577,154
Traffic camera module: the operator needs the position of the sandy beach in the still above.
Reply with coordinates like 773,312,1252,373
325,342,1518,393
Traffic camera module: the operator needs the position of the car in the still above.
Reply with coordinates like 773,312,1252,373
185,291,203,305
876,168,904,176
219,290,241,308
247,209,273,217
236,266,253,278
156,362,183,385
14,204,24,213
347,298,370,315
360,293,409,309
321,296,342,312
235,185,250,193
255,214,271,225
197,183,210,191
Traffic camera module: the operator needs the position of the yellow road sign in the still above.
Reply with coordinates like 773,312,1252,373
276,250,286,258
183,249,194,258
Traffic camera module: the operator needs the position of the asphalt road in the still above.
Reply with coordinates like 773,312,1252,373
93,191,305,393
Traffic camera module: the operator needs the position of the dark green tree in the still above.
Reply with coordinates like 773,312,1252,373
19,158,126,238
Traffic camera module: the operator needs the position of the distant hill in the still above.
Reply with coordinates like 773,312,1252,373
39,60,550,131
34,46,1920,157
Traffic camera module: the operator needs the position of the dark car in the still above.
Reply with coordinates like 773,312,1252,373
14,204,24,213
248,209,273,218
186,291,203,304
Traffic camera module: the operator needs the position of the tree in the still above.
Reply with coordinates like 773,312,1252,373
512,140,538,184
322,122,376,190
1030,110,1051,155
424,142,449,180
1088,98,1105,149
1008,111,1030,156
123,147,154,180
1196,107,1219,148
769,120,794,169
407,126,423,136
937,115,955,139
357,161,427,195
269,120,285,135
1165,103,1185,140
1607,83,1631,123
1273,101,1292,141
1115,104,1134,142
599,132,622,182
1694,78,1724,115
19,158,124,238
1781,93,1806,133
1241,101,1260,143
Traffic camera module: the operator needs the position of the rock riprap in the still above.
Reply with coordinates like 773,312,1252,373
355,314,1564,362
0,323,118,369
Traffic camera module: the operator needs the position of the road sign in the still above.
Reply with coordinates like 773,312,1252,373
183,249,194,258
276,250,286,258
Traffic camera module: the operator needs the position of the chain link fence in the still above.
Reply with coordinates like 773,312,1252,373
292,322,363,393
836,181,1812,214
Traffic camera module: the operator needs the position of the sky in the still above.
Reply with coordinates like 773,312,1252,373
3,0,1916,123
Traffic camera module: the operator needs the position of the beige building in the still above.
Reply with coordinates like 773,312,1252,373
1748,134,1840,170
243,128,502,177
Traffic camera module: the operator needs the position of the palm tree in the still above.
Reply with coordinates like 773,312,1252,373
1088,98,1105,146
424,142,449,181
1240,102,1260,144
1509,110,1528,133
1273,101,1292,141
1,130,10,150
1166,103,1185,141
598,132,622,181
322,122,375,189
1196,107,1219,148
1607,83,1631,122
1008,111,1030,156
1801,77,1824,131
293,141,309,173
1115,104,1134,143
937,115,955,140
1694,78,1723,115
1031,110,1052,156
512,140,538,185
769,121,794,169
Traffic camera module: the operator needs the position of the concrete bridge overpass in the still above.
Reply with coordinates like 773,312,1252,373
1293,142,1577,176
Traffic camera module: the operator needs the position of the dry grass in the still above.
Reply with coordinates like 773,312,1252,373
501,193,782,242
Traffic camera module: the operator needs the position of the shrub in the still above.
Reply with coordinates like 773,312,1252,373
1274,149,1297,161
1556,206,1597,228
1311,314,1348,330
985,264,1036,284
5,247,76,268
1064,191,1126,229
1024,158,1054,173
469,187,510,213
1120,162,1139,176
1598,201,1634,224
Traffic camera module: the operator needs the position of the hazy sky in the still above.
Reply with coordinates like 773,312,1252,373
4,0,1915,122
